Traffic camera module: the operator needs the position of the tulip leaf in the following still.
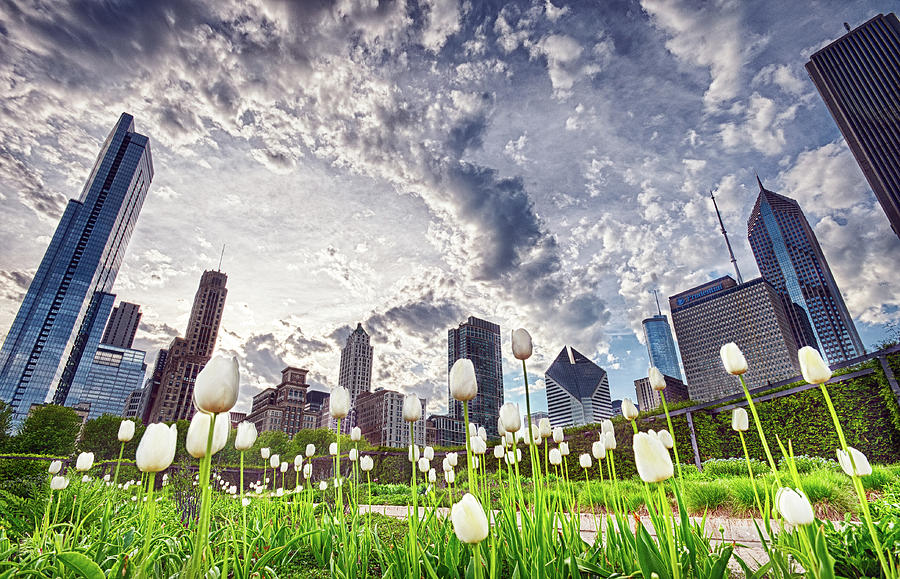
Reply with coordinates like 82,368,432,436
57,552,104,579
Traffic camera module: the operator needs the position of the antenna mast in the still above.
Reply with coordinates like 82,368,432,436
710,190,744,284
653,289,662,316
218,244,226,272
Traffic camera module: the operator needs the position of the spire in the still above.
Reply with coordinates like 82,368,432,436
756,173,765,192
653,289,662,316
710,190,744,284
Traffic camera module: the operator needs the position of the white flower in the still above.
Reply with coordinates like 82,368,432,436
403,393,422,422
622,398,639,420
270,454,280,469
478,426,487,442
731,408,749,432
471,436,486,455
349,448,358,462
193,355,240,414
592,440,606,460
360,456,374,472
186,411,230,458
428,468,436,483
350,426,362,442
552,427,564,443
280,462,288,473
329,443,337,456
103,474,111,482
447,452,458,467
276,488,284,497
549,448,562,466
303,463,313,479
449,359,478,401
497,417,507,438
242,497,251,507
50,475,69,490
445,470,455,484
658,429,674,450
294,455,303,467
75,452,94,472
720,343,748,375
81,474,91,483
648,367,667,391
451,493,489,544
423,446,434,460
511,329,533,360
579,454,592,469
319,481,328,491
499,403,522,434
601,419,614,436
48,460,62,475
305,444,315,457
136,423,177,473
633,432,674,483
539,418,552,438
836,447,872,477
235,421,258,451
798,346,833,385
261,447,270,460
118,420,136,442
329,387,350,419
776,487,815,525
493,445,505,459
559,442,569,456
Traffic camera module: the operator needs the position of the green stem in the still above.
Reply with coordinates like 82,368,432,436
463,403,475,494
409,421,419,577
241,451,248,572
473,542,484,579
191,411,217,576
738,431,764,519
738,375,781,486
660,392,683,481
140,472,157,571
852,473,892,577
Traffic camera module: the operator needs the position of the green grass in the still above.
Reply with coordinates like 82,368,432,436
683,479,733,513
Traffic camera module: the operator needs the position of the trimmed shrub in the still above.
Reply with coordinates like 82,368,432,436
702,457,770,478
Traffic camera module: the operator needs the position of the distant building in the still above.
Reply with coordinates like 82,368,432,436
338,323,373,432
806,13,900,239
670,276,799,402
642,314,683,381
102,302,142,349
356,388,426,448
122,387,144,419
147,270,227,423
246,368,310,438
611,400,622,417
230,412,246,429
529,411,550,425
633,375,689,412
545,345,612,428
67,344,146,420
427,414,465,447
126,349,168,422
748,178,864,363
448,316,503,440
302,390,330,430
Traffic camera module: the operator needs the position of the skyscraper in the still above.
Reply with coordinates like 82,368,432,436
670,276,799,401
806,13,900,238
545,345,612,428
748,178,864,363
0,113,153,427
70,344,146,420
101,302,142,349
338,323,373,430
147,270,228,423
448,316,503,438
246,367,310,438
642,313,682,381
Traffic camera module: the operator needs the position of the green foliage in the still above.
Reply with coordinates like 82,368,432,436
0,400,13,451
683,479,732,512
701,457,770,478
14,405,81,456
77,414,144,460
0,457,47,498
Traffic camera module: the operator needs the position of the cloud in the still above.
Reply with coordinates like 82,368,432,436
421,0,462,53
503,133,528,165
719,93,798,154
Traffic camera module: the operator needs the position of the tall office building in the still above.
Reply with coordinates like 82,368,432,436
356,388,426,448
748,178,864,363
0,113,153,427
806,13,900,238
448,316,503,439
338,323,373,431
70,344,146,420
101,302,142,349
246,367,310,438
147,270,228,422
545,345,612,428
123,348,168,421
642,314,682,380
670,276,799,401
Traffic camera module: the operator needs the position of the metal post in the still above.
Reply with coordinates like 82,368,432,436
685,411,703,471
878,355,900,409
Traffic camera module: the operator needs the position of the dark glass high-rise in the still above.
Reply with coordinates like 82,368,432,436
0,113,153,427
448,316,503,439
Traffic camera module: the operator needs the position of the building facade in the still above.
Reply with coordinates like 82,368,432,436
102,302,142,349
448,316,503,439
246,367,310,438
147,270,227,422
302,390,330,430
633,375,689,413
670,276,800,401
338,323,373,431
426,414,465,447
806,13,900,239
0,113,153,427
356,388,426,448
545,346,613,428
748,178,864,363
68,344,146,420
642,314,683,381
124,348,168,422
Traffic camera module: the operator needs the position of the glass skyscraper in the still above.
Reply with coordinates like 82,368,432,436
0,113,153,427
806,13,900,239
641,314,682,380
448,316,503,438
748,178,864,363
545,345,612,427
72,343,147,421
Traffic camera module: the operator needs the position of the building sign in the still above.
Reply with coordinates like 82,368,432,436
675,283,724,308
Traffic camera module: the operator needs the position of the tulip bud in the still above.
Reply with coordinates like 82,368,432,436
319,481,328,491
447,452,458,467
549,448,562,466
836,447,872,477
622,398,639,420
504,432,514,447
497,417,507,437
633,432,674,483
350,426,362,442
601,419,614,436
136,423,178,473
449,359,478,401
242,497,251,507
776,487,814,525
402,393,422,422
235,421,258,451
193,355,240,414
280,462,288,473
418,457,430,473
294,455,303,467
349,448,358,462
499,403,522,434
604,431,617,451
445,469,455,484
428,468,437,483
50,476,69,491
118,419,136,442
360,455,374,472
579,454,592,469
538,418,552,438
75,452,94,472
270,454,280,468
81,474,90,483
731,408,749,432
329,386,351,419
592,440,606,460
552,427,564,444
720,342,748,375
493,445,504,459
451,493,489,544
186,411,230,459
261,447,271,460
478,426,487,442
511,328,533,360
303,463,313,478
559,442,569,456
48,460,62,475
329,443,337,456
409,445,420,463
798,346,832,385
648,367,667,391
658,429,674,450
424,446,434,461
306,444,315,457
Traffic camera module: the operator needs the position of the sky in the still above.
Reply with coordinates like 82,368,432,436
1,0,898,418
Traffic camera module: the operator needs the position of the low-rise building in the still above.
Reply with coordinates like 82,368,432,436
633,375,690,412
356,388,426,448
246,367,310,438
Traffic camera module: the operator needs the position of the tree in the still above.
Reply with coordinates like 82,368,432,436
77,414,144,460
13,405,81,456
0,400,13,452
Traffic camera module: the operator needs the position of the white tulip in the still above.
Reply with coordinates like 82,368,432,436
731,408,749,432
579,454,592,469
720,342,748,375
445,470,455,484
409,445,420,463
499,403,522,434
104,474,111,482
511,328,533,360
798,346,832,384
261,447,271,460
48,460,62,474
270,454,280,468
604,431,617,450
592,440,606,460
242,497,251,507
276,488,284,497
423,446,434,461
648,366,667,391
350,426,362,442
136,423,178,473
836,447,872,477
349,448,358,462
559,442,569,456
75,452,94,472
633,432,674,483
449,359,478,401
306,444,315,457
776,487,815,525
303,463,313,478
552,427,564,443
118,419,136,442
451,493,489,544
235,421,258,451
601,419,614,436
280,462,288,473
494,445,505,459
402,393,422,422
478,426,487,442
447,452,458,467
319,481,328,491
81,474,91,483
622,398,639,420
428,468,437,483
329,443,337,456
50,476,69,490
658,429,674,450
549,448,562,466
186,411,230,458
497,417,507,437
329,386,351,419
360,455,374,472
294,455,303,467
539,418,552,438
471,436,486,455
193,355,240,414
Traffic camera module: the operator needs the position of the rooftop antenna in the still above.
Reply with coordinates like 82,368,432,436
218,244,226,272
844,22,851,32
710,190,744,284
653,289,662,316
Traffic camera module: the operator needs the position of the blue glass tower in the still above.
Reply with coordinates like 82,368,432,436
642,314,682,381
748,177,863,363
0,113,153,427
448,316,503,439
72,343,147,420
